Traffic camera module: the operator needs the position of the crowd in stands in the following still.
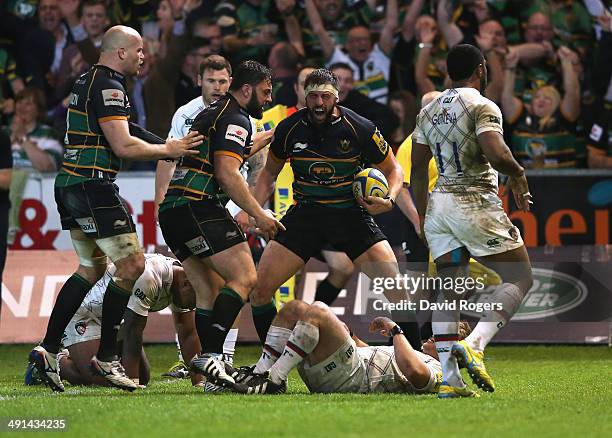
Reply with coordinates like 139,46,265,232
0,0,610,178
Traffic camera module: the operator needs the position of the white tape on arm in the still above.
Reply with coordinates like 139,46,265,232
225,200,242,218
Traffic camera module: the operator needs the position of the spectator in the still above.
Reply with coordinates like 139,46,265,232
413,15,449,96
191,17,224,54
502,46,582,168
268,42,301,107
299,0,374,66
388,90,417,152
56,0,110,101
311,0,398,103
3,87,62,243
330,62,398,140
527,0,593,56
175,39,211,110
220,0,301,65
586,14,612,169
0,48,25,122
514,12,560,105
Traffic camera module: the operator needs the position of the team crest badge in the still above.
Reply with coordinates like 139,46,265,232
339,139,350,153
75,321,87,335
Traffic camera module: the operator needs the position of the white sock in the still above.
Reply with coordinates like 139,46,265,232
268,321,319,385
222,328,239,365
466,283,524,352
175,333,183,362
432,305,463,387
254,326,293,373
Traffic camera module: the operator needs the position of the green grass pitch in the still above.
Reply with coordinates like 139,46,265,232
0,345,610,437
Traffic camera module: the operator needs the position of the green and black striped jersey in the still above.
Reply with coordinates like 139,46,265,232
159,94,253,212
270,106,389,208
55,64,131,187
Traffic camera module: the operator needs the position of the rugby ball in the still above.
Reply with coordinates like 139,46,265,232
352,168,389,199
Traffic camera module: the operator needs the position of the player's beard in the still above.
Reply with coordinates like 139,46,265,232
308,104,335,125
246,92,264,119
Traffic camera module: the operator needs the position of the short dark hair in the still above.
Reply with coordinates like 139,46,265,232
446,44,484,82
229,60,272,90
15,86,46,121
80,0,106,15
329,62,353,76
199,54,232,77
303,68,338,91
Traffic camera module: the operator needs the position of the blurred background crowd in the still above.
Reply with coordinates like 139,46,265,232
0,0,610,180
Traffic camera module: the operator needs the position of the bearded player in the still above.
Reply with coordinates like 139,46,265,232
411,44,534,398
238,69,407,369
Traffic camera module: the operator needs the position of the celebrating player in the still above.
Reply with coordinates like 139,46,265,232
229,299,470,395
26,254,200,388
29,25,203,392
158,60,284,387
411,44,534,398
243,68,406,361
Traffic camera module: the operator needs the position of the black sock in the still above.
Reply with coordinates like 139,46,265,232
42,274,93,354
195,308,212,352
97,279,131,361
314,278,342,305
251,300,277,344
203,287,244,354
418,320,432,342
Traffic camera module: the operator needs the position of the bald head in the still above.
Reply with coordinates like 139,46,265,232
421,91,441,107
101,25,142,52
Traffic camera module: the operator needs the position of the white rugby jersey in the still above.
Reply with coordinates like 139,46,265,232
358,345,441,394
412,88,503,193
80,254,190,319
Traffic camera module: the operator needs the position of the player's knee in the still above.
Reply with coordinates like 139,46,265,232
250,276,276,305
75,265,106,284
304,301,330,324
279,299,309,322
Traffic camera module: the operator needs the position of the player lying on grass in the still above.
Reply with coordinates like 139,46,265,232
28,254,201,388
228,299,470,394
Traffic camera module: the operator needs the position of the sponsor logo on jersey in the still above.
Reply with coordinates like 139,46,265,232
462,268,587,321
225,124,248,147
64,149,78,160
293,141,308,152
442,96,455,104
309,162,335,180
185,236,210,255
488,115,501,125
486,237,501,248
113,219,127,229
171,168,188,181
185,118,194,126
371,128,388,155
134,288,146,300
69,93,78,106
225,231,238,239
589,123,603,142
324,361,337,373
75,320,87,335
101,89,125,106
75,217,97,233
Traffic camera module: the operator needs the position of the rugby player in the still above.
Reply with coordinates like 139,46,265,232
158,60,284,387
411,44,534,398
243,68,406,358
229,299,470,394
28,254,200,388
29,25,203,392
155,55,271,375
